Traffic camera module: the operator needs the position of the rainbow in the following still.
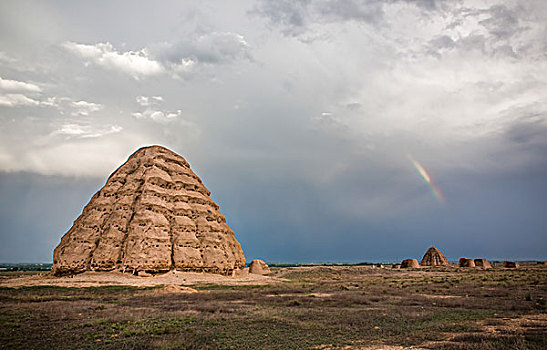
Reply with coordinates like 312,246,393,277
408,155,445,204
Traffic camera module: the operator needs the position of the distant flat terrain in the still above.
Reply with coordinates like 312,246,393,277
1,266,546,349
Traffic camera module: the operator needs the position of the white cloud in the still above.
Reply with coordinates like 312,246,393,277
0,93,40,107
36,97,104,116
62,41,164,79
70,100,103,116
62,32,251,81
171,58,196,76
136,95,163,107
1,1,545,181
0,137,146,177
132,109,182,123
40,97,60,108
57,124,86,136
53,123,122,139
0,77,42,108
0,77,41,92
0,79,104,117
132,95,182,123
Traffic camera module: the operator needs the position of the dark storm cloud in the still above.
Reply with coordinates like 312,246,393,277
252,0,311,35
479,5,521,40
0,172,103,263
212,152,547,262
256,0,543,62
427,2,545,59
495,101,547,147
315,0,384,25
1,0,546,263
426,35,455,57
153,31,252,65
406,0,446,11
253,0,450,35
501,111,547,172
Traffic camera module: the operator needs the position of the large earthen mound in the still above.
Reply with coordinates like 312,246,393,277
53,145,245,276
420,246,450,266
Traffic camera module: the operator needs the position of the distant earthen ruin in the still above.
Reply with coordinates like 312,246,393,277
420,246,450,267
249,259,271,275
474,259,492,269
458,258,475,268
503,261,519,268
53,145,246,276
400,259,420,268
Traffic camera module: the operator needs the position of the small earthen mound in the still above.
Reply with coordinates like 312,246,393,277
474,259,492,269
458,258,475,268
420,246,450,266
249,259,271,275
503,261,520,268
400,259,420,268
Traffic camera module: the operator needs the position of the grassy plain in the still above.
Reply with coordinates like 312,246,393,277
0,266,545,349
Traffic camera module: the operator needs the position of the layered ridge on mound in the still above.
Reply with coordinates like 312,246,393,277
53,146,245,276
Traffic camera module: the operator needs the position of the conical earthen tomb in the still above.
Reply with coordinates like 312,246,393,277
53,146,245,276
420,246,449,266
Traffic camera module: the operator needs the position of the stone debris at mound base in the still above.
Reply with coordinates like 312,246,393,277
52,145,246,276
420,246,450,266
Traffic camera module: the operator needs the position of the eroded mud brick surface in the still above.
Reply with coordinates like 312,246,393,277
53,146,245,275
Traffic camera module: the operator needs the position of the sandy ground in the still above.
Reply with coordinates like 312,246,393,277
0,270,284,288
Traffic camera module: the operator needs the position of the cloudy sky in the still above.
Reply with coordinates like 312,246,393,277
1,0,546,263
